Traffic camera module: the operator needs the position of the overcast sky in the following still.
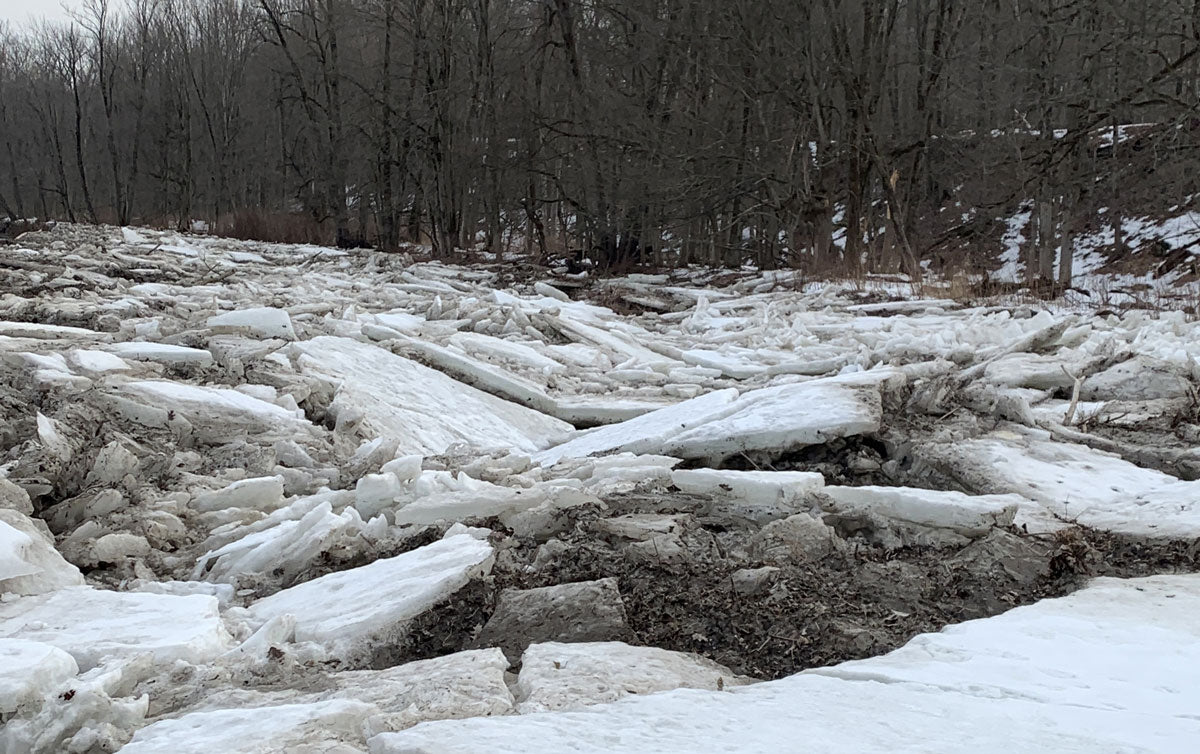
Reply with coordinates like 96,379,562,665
0,0,81,26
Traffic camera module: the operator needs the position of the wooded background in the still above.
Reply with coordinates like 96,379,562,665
2,0,1200,280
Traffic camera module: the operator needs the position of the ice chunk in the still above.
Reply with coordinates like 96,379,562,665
293,336,570,455
246,533,493,658
85,441,139,486
0,587,232,670
473,578,633,662
1081,355,1192,400
393,484,544,527
126,579,235,608
68,349,130,374
0,510,84,595
207,306,297,340
119,699,374,754
0,639,79,716
671,469,825,505
91,532,152,562
191,475,286,513
1,653,150,754
516,641,753,713
333,649,513,733
0,321,113,341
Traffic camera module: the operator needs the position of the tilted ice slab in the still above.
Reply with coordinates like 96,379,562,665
246,532,494,658
818,486,1021,548
294,336,571,455
119,699,375,754
537,375,885,466
370,575,1200,754
113,380,310,437
917,425,1200,537
662,381,881,462
534,389,741,466
0,587,231,670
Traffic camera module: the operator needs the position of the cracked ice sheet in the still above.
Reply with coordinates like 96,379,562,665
369,575,1200,754
293,336,571,455
919,425,1200,537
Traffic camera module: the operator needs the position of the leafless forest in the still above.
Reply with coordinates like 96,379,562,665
2,0,1200,278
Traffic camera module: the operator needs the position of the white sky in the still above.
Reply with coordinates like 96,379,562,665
0,0,82,26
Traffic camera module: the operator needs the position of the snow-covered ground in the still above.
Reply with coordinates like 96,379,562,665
1,223,1198,752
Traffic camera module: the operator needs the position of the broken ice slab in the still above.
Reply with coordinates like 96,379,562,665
109,341,214,366
293,336,571,455
194,500,375,585
245,532,493,659
118,699,375,754
515,641,754,714
0,587,232,670
0,638,78,716
818,486,1021,549
551,396,672,426
111,380,311,440
207,306,297,340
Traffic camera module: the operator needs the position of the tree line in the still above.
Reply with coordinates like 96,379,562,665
2,0,1200,281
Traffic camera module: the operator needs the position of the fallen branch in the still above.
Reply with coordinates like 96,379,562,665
1061,366,1084,426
